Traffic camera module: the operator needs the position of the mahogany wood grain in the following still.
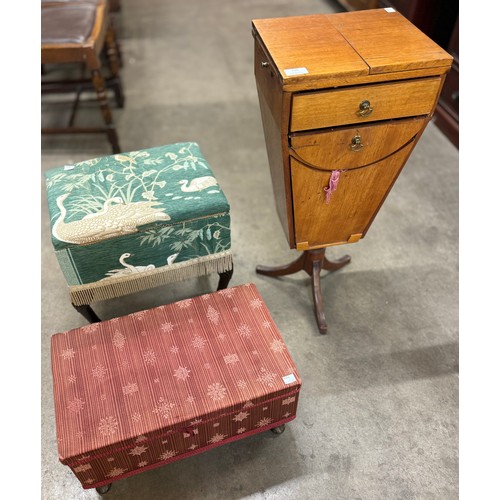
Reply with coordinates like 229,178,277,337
291,141,415,249
256,250,351,334
290,117,426,171
328,9,453,74
290,77,441,132
282,65,450,93
254,38,296,246
252,10,452,92
252,10,453,333
252,15,369,85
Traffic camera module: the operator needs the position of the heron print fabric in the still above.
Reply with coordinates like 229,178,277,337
45,143,232,296
51,284,301,489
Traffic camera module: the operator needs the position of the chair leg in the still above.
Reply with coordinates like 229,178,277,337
73,304,101,323
90,68,121,153
109,17,123,67
105,23,125,108
217,266,234,290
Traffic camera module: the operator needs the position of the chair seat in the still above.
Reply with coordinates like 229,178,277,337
41,4,97,45
45,142,233,305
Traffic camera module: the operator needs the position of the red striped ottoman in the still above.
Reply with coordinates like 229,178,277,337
51,283,301,493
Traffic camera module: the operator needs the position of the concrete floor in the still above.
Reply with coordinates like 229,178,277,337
41,1,459,498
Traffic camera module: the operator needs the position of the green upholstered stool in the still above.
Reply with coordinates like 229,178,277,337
45,142,233,322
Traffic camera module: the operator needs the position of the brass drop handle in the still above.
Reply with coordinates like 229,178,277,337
350,134,364,152
357,100,373,117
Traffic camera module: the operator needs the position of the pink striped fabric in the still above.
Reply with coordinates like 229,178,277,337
51,283,301,489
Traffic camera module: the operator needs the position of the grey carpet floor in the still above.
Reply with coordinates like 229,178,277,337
41,1,459,498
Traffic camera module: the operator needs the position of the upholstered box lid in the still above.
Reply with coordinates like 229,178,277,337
45,143,229,251
45,143,232,304
51,284,301,467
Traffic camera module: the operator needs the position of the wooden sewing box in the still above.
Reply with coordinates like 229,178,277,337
252,9,453,333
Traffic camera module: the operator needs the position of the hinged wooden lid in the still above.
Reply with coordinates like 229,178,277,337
328,9,453,74
252,9,452,89
252,14,369,81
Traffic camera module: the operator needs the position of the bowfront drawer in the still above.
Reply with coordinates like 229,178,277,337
289,117,426,171
290,77,441,132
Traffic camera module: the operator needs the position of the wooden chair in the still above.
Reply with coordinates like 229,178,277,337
41,0,123,153
41,0,122,56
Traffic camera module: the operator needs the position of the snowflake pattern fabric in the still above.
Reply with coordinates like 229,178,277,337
224,353,239,365
50,284,301,489
256,417,273,428
129,445,148,456
237,324,252,339
122,383,139,396
250,298,264,309
67,397,85,414
92,364,108,380
143,349,157,365
257,367,278,387
98,416,119,436
207,305,220,324
207,382,227,401
270,339,286,353
74,463,92,473
159,450,177,461
233,411,250,422
191,335,207,350
161,322,174,333
112,331,126,350
61,348,75,360
173,366,191,381
152,398,176,419
208,433,227,444
107,467,127,478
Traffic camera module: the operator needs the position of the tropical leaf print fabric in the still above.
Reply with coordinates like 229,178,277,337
51,284,301,489
44,143,232,303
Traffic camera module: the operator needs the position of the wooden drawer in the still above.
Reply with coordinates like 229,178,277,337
290,77,441,132
291,140,416,249
289,117,426,171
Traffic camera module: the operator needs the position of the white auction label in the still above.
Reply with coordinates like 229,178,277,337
284,67,309,76
282,374,297,384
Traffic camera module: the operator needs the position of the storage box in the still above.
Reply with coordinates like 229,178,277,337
45,142,232,306
50,283,301,489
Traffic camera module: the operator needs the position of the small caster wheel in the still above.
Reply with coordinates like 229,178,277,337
270,424,286,435
96,483,112,495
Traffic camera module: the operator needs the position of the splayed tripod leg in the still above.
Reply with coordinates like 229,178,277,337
256,249,351,334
